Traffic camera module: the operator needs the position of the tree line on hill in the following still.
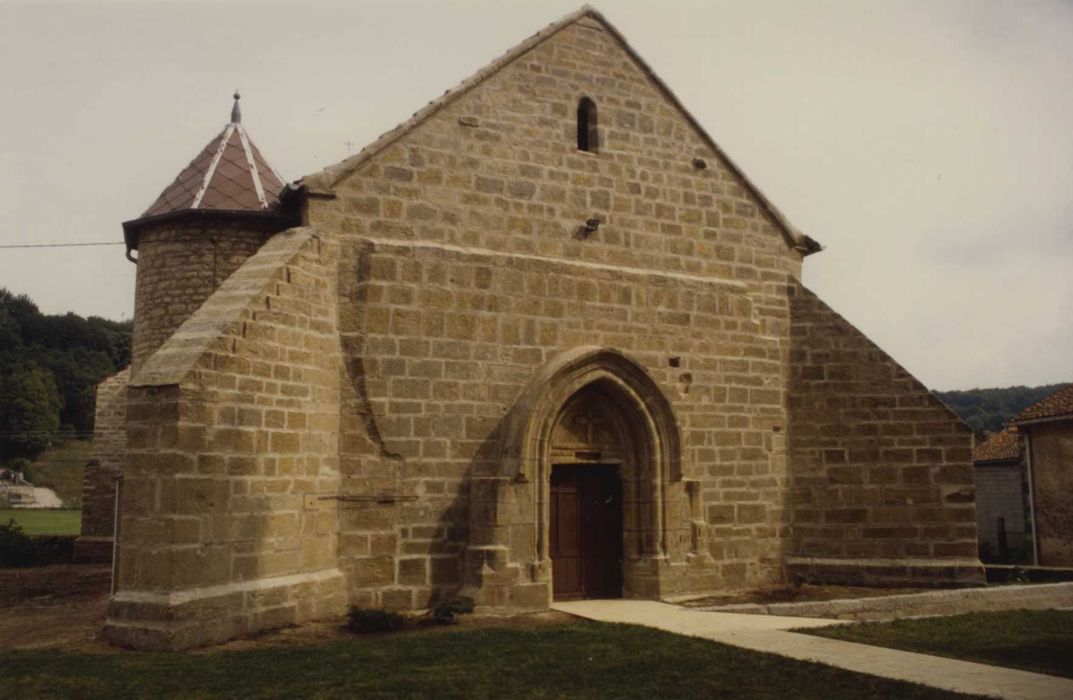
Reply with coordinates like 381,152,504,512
934,383,1071,437
0,288,131,462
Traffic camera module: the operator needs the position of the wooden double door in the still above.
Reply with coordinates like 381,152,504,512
550,464,623,600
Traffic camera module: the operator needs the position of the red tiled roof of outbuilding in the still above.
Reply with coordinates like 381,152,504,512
972,428,1022,464
1009,384,1073,424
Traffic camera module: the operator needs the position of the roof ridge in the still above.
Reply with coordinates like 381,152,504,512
236,125,268,208
191,124,237,209
300,4,591,193
246,130,287,194
298,5,816,254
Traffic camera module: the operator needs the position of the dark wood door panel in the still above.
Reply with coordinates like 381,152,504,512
579,468,623,598
551,473,581,599
551,464,623,601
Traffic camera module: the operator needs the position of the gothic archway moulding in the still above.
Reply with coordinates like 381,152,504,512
500,346,684,561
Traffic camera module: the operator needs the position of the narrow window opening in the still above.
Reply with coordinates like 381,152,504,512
577,97,598,153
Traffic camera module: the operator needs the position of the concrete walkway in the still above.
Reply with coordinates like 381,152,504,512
553,600,1073,700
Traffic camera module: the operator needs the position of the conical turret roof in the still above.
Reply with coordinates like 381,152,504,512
142,92,286,217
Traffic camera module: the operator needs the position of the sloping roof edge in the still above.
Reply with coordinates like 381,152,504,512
1008,383,1073,425
122,208,290,254
793,282,974,434
129,227,318,388
299,5,821,256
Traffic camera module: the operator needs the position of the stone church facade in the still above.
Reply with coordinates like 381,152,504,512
82,7,982,650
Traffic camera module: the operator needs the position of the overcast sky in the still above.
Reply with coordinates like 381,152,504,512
1,0,1070,391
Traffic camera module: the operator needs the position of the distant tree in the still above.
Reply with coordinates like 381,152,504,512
0,288,131,437
935,383,1072,436
0,306,20,354
0,361,62,461
88,315,134,368
0,289,39,330
37,345,115,433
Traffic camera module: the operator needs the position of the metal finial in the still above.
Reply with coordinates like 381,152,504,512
231,90,242,123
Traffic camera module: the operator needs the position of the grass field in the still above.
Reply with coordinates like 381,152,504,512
803,609,1073,679
0,622,980,699
23,439,91,507
0,508,81,536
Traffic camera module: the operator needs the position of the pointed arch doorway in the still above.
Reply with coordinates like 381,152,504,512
463,347,683,608
548,387,628,600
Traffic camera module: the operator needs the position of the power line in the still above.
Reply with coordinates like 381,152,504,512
0,429,93,433
0,242,123,249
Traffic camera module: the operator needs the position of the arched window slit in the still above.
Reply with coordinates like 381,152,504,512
577,98,598,153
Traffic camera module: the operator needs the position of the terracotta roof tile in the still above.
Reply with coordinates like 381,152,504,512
973,428,1022,464
1010,383,1073,424
140,95,284,220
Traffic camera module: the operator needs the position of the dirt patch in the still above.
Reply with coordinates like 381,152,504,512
204,609,574,654
0,563,111,606
0,564,113,652
0,563,574,654
680,583,930,608
0,595,112,652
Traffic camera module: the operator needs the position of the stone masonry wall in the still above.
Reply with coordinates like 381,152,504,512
304,17,812,606
788,284,983,585
105,229,346,650
309,18,804,285
1027,420,1073,566
100,10,994,650
334,238,786,608
75,368,131,561
131,222,270,374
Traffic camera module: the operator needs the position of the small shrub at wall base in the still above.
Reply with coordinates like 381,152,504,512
0,519,38,567
1005,567,1030,585
346,608,406,634
424,596,476,626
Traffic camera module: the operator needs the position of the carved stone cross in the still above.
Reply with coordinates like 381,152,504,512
574,409,606,445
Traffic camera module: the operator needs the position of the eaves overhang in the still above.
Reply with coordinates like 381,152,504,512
122,207,295,261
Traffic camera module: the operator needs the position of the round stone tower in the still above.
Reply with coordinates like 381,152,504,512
123,93,294,373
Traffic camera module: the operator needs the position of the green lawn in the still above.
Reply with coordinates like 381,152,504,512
0,622,980,699
0,508,81,536
24,438,91,507
803,610,1073,679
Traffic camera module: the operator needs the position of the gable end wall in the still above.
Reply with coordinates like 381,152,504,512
310,18,809,606
788,284,983,585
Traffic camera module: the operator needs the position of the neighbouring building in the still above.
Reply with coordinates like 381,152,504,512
0,468,35,506
81,6,983,650
972,428,1028,563
1008,384,1073,566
